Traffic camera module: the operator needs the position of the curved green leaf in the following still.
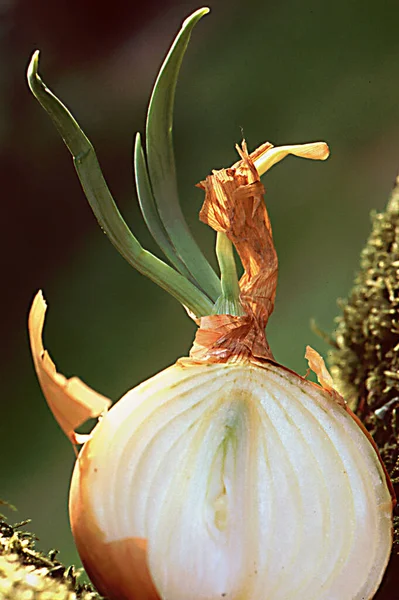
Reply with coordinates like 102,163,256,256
27,51,213,318
134,132,194,281
146,7,221,303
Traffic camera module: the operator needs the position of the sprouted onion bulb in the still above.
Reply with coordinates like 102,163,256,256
27,8,394,600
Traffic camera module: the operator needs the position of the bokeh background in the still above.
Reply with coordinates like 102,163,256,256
2,0,399,595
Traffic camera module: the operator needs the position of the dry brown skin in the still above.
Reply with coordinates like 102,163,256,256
70,440,160,600
193,142,277,362
29,291,111,444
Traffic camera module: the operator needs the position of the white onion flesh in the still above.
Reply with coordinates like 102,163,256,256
71,361,393,600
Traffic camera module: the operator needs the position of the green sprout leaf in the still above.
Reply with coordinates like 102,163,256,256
27,51,214,318
145,7,221,303
213,232,245,316
134,132,194,281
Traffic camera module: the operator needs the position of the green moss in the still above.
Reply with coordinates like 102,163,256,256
0,516,102,600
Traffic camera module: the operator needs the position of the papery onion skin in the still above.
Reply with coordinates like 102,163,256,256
70,359,393,600
70,447,160,600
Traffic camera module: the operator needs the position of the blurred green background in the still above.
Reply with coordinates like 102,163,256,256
3,0,399,590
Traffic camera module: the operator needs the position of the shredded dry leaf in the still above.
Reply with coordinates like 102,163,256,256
191,140,331,364
305,345,335,392
253,141,329,175
199,141,278,328
305,345,348,408
192,141,277,362
28,291,112,444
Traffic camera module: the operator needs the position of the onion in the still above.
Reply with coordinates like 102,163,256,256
26,7,394,600
67,360,393,600
29,288,395,599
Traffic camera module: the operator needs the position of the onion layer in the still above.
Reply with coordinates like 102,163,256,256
70,360,393,600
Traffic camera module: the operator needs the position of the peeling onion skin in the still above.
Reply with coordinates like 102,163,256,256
69,360,393,600
70,449,160,600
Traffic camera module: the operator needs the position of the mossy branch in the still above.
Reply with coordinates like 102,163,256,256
329,174,399,597
0,512,102,600
329,177,399,481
